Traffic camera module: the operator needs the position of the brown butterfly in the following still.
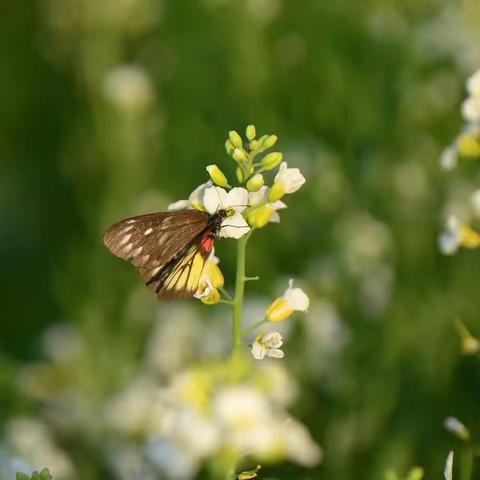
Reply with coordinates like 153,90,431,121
103,209,227,300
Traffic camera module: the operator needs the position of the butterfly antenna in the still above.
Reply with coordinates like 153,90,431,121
214,186,225,213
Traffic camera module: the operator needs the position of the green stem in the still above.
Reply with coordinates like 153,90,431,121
232,231,252,354
243,317,268,336
460,445,474,480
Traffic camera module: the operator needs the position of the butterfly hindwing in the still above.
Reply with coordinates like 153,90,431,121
103,210,213,299
149,237,213,300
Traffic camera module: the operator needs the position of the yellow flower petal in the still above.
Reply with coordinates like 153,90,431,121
266,298,294,322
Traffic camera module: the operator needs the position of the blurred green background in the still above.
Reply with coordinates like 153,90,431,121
1,0,480,479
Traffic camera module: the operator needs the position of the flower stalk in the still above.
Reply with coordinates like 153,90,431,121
232,231,251,354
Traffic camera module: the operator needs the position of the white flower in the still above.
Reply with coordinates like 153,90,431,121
103,65,154,112
214,386,271,427
248,186,287,222
466,69,480,97
439,145,458,170
274,162,306,194
282,419,323,467
168,181,212,211
444,416,470,440
461,96,480,123
438,215,461,255
444,451,454,480
283,279,310,311
251,332,285,360
203,186,250,239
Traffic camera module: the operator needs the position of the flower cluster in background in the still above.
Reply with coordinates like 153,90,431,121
439,68,480,255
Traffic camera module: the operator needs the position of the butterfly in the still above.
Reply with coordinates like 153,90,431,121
103,209,227,300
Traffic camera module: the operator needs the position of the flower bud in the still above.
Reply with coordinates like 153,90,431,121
246,124,256,141
206,164,230,188
246,173,265,192
249,140,259,151
236,167,245,183
233,148,248,162
268,181,286,202
260,152,283,170
261,134,278,150
225,140,235,155
266,298,293,322
246,204,274,229
229,130,243,148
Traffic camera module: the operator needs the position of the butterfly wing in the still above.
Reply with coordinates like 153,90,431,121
103,210,214,299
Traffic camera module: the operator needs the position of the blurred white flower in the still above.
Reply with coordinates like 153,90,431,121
274,162,306,194
466,69,480,97
461,96,480,123
440,145,458,170
146,438,199,480
214,386,270,427
282,419,323,467
103,65,154,112
251,332,285,360
41,324,83,362
203,186,250,238
6,418,74,480
104,377,169,436
439,215,462,255
266,279,310,323
444,416,470,441
444,451,454,480
472,189,480,217
439,215,480,254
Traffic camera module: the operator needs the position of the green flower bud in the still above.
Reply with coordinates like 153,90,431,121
233,148,248,162
225,140,235,155
246,173,264,192
246,204,274,229
260,152,283,170
261,134,278,150
236,167,245,183
229,130,243,148
246,124,256,141
206,164,230,188
249,139,259,151
268,181,286,202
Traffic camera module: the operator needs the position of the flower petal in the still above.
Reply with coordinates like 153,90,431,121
168,199,190,211
263,331,283,348
248,186,269,207
225,187,249,213
203,186,228,215
251,340,266,360
283,281,310,311
266,348,285,359
220,213,250,239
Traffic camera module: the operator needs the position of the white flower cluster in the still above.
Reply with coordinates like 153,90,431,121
439,69,480,255
105,362,322,479
462,70,480,124
440,68,480,171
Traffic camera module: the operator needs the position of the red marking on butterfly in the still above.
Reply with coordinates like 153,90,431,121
200,234,215,254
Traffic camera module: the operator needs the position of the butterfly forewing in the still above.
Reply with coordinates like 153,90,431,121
103,209,214,299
